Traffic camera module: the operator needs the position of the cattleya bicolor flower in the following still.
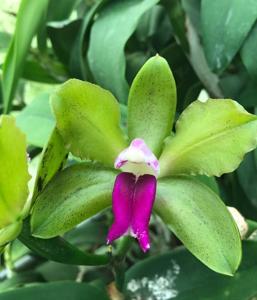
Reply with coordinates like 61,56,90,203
33,54,257,275
107,138,160,251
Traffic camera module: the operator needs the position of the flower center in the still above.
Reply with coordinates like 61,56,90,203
114,138,160,177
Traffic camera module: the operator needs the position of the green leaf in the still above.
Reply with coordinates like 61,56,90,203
201,0,257,71
159,99,257,177
155,177,241,275
241,23,257,82
87,0,158,103
48,19,82,66
19,219,109,266
0,116,30,229
124,241,257,300
0,222,22,247
16,93,55,148
0,281,109,300
70,1,103,79
51,79,127,166
1,0,49,113
128,55,176,155
31,163,116,238
31,127,67,202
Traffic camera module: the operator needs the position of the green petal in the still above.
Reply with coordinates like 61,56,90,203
31,163,117,238
0,116,30,229
51,79,127,167
128,55,176,156
159,99,257,177
155,177,241,275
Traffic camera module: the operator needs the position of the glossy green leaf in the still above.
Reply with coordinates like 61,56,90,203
88,0,158,103
128,55,176,155
1,0,49,113
31,163,117,238
31,127,67,202
16,93,55,148
155,177,241,275
0,281,109,300
0,116,30,229
159,99,257,177
0,222,22,247
201,0,257,71
19,219,109,266
51,79,127,166
241,23,257,82
125,242,257,300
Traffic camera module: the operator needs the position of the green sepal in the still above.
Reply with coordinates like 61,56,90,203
155,176,241,275
31,162,117,238
51,79,127,167
128,55,176,156
159,99,257,177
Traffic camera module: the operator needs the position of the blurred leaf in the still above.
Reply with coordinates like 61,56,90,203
128,55,176,156
241,23,257,83
31,163,116,238
0,272,44,293
88,0,158,103
201,0,257,72
165,0,222,98
47,0,80,21
0,116,30,229
1,0,49,113
16,93,55,148
32,128,67,202
19,219,109,266
51,79,127,166
155,177,241,275
237,150,257,209
70,1,103,79
124,241,257,300
48,19,82,66
0,281,109,300
159,99,257,177
22,55,68,84
0,222,22,247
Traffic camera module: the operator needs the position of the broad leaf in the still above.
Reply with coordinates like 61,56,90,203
31,163,117,238
159,99,257,177
16,93,55,148
51,79,127,166
0,222,22,247
31,127,67,202
19,219,109,266
241,23,257,83
201,0,257,71
87,0,158,103
128,55,176,155
124,242,257,300
0,281,109,300
0,116,30,229
1,0,49,113
155,177,241,275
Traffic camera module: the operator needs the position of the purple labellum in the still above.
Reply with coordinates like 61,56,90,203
107,138,159,252
107,172,157,252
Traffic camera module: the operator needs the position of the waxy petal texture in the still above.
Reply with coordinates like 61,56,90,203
107,172,157,252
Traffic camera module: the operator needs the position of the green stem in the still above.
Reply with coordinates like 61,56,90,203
4,244,15,278
111,236,133,291
246,219,257,238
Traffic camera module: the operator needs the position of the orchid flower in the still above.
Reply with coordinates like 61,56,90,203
32,55,257,275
